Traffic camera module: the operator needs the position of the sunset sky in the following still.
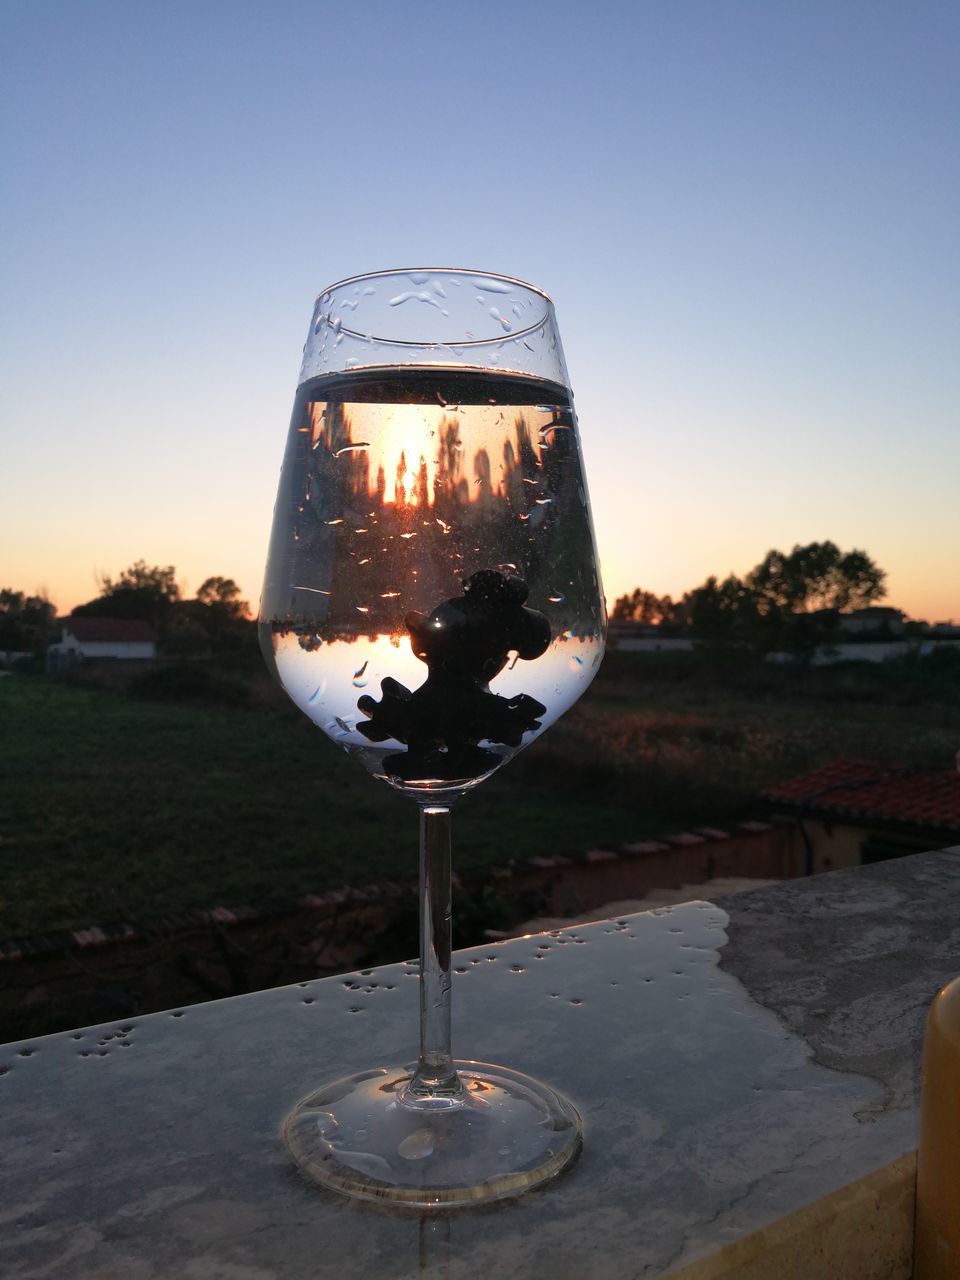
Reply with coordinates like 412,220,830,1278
3,1,958,623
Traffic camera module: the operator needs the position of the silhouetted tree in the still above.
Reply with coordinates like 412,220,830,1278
0,589,56,653
687,575,767,651
73,561,182,632
187,577,253,653
685,542,888,656
72,563,255,655
196,577,249,618
611,589,677,625
747,542,886,615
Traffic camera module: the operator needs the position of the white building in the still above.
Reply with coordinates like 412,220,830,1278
50,617,157,662
838,607,906,635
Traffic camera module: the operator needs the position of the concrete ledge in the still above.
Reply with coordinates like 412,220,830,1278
1,819,791,1040
667,1153,915,1280
4,850,960,1278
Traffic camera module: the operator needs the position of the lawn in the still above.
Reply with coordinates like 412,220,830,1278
2,649,958,936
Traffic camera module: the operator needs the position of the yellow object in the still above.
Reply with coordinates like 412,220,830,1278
915,975,960,1279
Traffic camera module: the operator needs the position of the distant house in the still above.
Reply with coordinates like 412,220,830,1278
49,617,157,663
838,607,906,636
763,758,960,874
606,620,694,654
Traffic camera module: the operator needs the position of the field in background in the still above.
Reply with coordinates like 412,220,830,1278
2,649,958,937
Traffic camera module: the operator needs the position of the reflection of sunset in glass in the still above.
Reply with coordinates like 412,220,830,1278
383,404,438,507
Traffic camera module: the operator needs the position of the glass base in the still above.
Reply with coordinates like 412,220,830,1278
283,1061,582,1209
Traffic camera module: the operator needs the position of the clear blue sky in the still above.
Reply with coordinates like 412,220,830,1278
2,0,958,620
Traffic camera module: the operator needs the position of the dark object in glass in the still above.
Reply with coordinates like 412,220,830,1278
358,569,550,780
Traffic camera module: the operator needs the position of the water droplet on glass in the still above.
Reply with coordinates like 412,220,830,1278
308,682,326,704
474,278,512,294
548,593,565,604
333,443,370,457
488,306,512,332
389,290,444,311
356,605,370,614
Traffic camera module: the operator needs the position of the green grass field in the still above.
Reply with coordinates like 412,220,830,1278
2,649,958,936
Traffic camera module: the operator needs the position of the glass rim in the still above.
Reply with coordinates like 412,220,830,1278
313,267,555,349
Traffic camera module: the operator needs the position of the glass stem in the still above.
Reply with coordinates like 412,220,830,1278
404,804,462,1104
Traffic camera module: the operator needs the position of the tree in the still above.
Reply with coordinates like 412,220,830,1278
686,541,888,656
187,577,253,652
746,541,886,615
103,561,180,600
73,560,182,632
196,577,249,618
611,589,677,625
71,561,258,654
686,575,768,651
0,589,56,653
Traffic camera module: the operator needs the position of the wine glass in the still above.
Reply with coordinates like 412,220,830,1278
260,268,606,1208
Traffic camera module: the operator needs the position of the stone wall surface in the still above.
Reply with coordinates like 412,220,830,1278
1,848,958,1278
0,823,788,1041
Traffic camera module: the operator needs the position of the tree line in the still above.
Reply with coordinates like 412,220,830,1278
611,541,889,655
1,562,254,657
3,541,891,660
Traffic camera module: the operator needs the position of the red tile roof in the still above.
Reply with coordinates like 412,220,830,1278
763,758,960,831
64,617,157,643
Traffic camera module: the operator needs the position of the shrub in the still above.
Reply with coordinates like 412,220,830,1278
127,662,252,706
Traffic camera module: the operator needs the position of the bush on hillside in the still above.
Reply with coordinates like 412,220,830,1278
127,662,252,707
